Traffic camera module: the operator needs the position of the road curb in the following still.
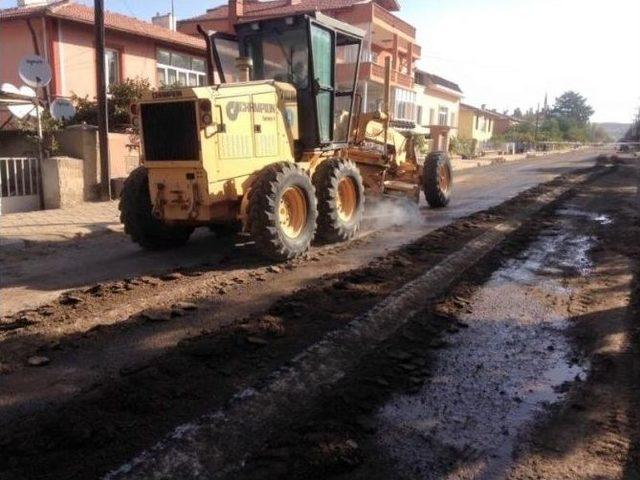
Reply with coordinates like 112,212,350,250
106,166,612,480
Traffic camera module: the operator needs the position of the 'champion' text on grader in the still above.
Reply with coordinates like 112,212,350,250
121,12,453,260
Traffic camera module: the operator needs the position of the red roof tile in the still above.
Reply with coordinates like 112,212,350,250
179,0,399,24
0,0,205,51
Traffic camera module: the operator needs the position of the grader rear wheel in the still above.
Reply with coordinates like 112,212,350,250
312,158,365,243
249,162,318,260
279,186,308,239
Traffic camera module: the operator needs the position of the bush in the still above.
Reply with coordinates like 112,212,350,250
70,77,151,131
450,136,474,158
16,109,64,157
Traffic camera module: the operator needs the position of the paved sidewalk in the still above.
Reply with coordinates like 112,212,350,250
450,149,575,171
0,201,121,250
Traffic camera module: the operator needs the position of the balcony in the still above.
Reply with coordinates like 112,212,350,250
359,62,414,89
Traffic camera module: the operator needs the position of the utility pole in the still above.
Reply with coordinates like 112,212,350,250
95,0,111,200
534,102,540,151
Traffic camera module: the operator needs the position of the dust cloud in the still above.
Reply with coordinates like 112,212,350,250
364,198,424,230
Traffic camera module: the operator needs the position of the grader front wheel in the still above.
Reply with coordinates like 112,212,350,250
313,159,365,243
249,162,318,260
119,166,194,249
423,151,453,208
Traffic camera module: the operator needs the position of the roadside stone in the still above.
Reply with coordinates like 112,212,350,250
266,266,282,274
37,305,55,316
172,302,198,311
141,309,172,322
59,294,83,306
256,315,286,337
160,272,183,281
27,356,50,367
387,350,412,361
355,416,377,434
246,336,269,346
393,257,412,267
375,377,390,387
400,363,417,372
429,338,449,349
183,271,204,277
139,276,161,285
84,284,104,295
183,341,223,358
0,362,13,375
120,364,150,376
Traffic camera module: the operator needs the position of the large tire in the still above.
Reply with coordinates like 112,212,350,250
312,158,365,243
423,151,453,208
208,221,242,238
119,166,194,249
248,162,318,261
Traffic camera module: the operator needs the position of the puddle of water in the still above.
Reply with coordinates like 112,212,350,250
557,208,612,225
373,218,591,480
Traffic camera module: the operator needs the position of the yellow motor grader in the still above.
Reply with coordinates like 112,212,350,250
121,12,452,260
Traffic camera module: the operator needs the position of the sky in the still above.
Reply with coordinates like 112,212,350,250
2,0,638,122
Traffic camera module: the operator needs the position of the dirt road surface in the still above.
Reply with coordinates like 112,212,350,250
1,150,638,480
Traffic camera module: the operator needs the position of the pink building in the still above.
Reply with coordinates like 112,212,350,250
178,0,422,122
0,0,207,103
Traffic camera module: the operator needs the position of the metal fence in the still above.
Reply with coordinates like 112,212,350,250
0,157,41,214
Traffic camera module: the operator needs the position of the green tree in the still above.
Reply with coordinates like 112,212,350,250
552,91,594,127
70,77,151,131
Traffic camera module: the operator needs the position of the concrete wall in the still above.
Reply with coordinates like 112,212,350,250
56,125,99,200
41,155,84,209
56,125,139,200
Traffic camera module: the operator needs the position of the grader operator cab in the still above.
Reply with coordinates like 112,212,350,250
120,12,452,260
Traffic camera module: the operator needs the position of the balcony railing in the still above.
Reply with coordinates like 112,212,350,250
359,62,414,89
372,3,416,38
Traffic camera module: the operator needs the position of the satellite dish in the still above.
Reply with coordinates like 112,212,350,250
19,86,40,118
1,83,35,119
19,55,52,88
50,97,76,121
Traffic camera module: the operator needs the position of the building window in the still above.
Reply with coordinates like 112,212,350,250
438,106,449,126
416,106,423,125
394,88,416,121
156,49,207,87
105,49,120,87
475,115,479,130
450,112,456,127
429,108,435,125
